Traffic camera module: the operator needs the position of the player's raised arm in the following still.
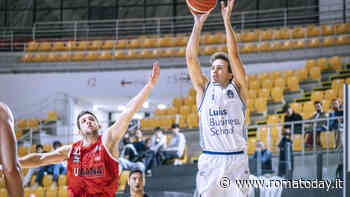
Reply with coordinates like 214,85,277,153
221,0,248,104
19,145,71,169
186,3,211,96
102,62,160,156
0,103,24,197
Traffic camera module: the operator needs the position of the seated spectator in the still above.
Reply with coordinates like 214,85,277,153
144,127,167,175
329,98,344,148
305,101,328,148
118,134,145,173
278,129,294,180
33,141,66,188
159,124,186,165
132,129,148,156
250,140,272,175
283,104,303,134
23,144,44,187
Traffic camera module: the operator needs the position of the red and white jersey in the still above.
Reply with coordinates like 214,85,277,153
67,136,119,197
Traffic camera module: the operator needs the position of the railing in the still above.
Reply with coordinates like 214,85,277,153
0,5,349,52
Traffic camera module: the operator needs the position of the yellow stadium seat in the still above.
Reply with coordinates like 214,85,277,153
58,175,66,186
317,57,329,70
126,50,139,59
189,87,196,97
261,29,273,41
139,49,152,58
47,53,58,62
267,114,281,124
292,26,306,38
290,102,302,114
336,35,350,45
77,41,89,51
246,99,255,112
321,24,335,36
324,89,337,101
346,78,350,85
174,36,188,47
280,40,291,50
258,88,270,100
116,40,128,49
215,45,227,53
248,74,258,82
159,37,174,47
67,41,78,50
101,40,115,50
114,50,126,59
297,68,308,81
259,72,270,81
203,46,216,55
89,40,103,50
292,39,305,49
329,56,342,70
305,59,317,73
248,137,257,155
273,77,285,89
28,118,39,128
20,53,33,62
307,38,320,48
172,146,188,165
311,91,324,102
85,52,98,61
32,53,47,62
46,111,58,122
43,175,53,187
272,29,282,40
257,42,272,52
262,79,273,90
98,51,112,60
271,87,284,102
248,89,257,99
303,101,314,114
255,98,267,113
335,23,350,34
271,71,282,81
46,187,57,197
307,25,321,37
309,66,321,80
320,131,335,149
270,41,282,51
332,79,344,91
321,37,335,47
287,76,299,91
58,186,69,197
293,134,303,152
241,43,257,53
284,69,295,79
179,115,188,129
57,52,71,61
322,99,332,112
172,48,184,57
71,52,85,61
248,80,260,90
184,96,195,106
129,39,141,49
38,42,51,51
180,105,191,115
26,41,39,51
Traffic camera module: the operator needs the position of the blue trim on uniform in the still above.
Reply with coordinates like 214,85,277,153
197,82,211,112
203,150,244,155
231,82,246,109
212,82,221,86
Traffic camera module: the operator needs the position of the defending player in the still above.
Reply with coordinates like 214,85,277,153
186,0,250,196
19,62,160,197
0,103,24,197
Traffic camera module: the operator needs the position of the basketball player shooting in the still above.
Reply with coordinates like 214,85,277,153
0,103,24,197
186,0,250,196
19,62,160,197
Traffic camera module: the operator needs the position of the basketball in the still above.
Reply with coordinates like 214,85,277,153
186,0,218,14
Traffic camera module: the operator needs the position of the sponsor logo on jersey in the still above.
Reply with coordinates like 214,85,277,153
209,109,227,116
227,89,235,99
73,166,104,177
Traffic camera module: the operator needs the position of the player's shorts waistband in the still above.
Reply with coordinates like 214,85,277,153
202,150,244,155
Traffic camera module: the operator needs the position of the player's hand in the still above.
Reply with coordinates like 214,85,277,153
148,61,160,87
186,0,212,25
221,0,235,23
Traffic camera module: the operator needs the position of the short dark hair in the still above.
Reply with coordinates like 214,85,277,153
153,127,162,132
76,110,98,129
36,144,43,150
53,141,62,149
283,104,291,113
129,169,144,179
314,101,322,106
210,52,232,74
171,123,179,129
